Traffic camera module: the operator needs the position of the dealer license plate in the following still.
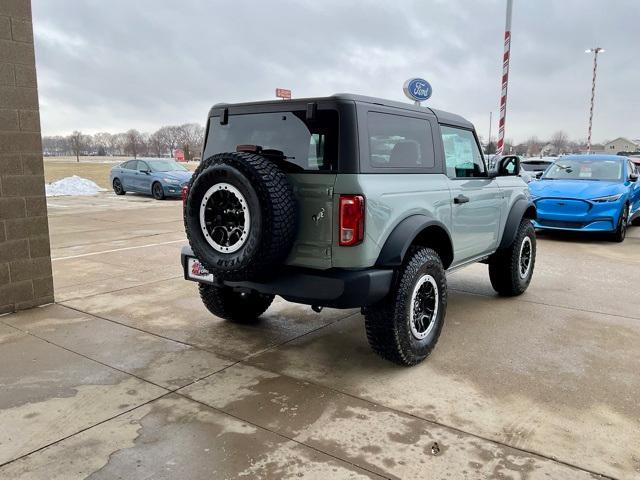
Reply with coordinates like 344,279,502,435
187,257,214,283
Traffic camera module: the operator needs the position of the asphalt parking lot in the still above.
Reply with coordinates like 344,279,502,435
1,192,639,479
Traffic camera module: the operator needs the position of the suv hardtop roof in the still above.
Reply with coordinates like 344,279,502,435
210,93,473,129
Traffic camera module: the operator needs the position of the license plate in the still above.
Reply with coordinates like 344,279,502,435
187,257,214,283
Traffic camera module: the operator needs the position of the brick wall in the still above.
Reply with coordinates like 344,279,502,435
0,0,54,314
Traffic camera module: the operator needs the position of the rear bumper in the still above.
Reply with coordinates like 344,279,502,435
181,246,393,309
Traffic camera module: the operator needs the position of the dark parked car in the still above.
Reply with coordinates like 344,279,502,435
521,158,555,179
110,158,192,199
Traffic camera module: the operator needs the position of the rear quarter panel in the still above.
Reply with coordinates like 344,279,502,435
331,173,452,268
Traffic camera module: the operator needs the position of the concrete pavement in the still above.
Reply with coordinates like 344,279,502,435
1,191,639,479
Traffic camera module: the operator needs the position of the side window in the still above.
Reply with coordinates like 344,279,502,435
122,160,133,169
367,112,435,169
440,126,486,178
138,161,149,172
308,133,326,170
628,160,637,176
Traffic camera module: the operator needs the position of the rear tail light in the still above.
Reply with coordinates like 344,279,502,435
339,195,365,246
181,185,189,207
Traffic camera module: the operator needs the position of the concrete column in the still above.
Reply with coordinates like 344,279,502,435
0,0,54,313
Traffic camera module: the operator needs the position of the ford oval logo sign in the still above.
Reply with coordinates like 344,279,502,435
403,78,432,103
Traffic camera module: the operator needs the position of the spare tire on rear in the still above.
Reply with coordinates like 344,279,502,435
184,152,297,281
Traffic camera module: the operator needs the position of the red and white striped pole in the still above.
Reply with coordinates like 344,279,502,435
585,47,604,154
496,0,513,156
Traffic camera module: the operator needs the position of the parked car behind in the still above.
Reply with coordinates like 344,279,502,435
529,155,640,241
110,158,192,199
521,158,555,179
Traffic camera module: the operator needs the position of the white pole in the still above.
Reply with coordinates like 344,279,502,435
496,0,513,156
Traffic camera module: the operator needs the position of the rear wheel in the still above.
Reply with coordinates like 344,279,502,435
113,178,125,195
152,182,165,200
199,284,274,323
609,204,629,242
364,247,447,366
489,219,536,296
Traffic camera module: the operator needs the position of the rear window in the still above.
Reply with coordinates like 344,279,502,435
367,112,435,169
521,162,552,171
206,110,338,171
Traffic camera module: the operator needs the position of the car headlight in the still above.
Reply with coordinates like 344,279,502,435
163,177,180,185
590,193,623,203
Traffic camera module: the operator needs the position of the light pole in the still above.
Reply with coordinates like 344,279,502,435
585,47,605,153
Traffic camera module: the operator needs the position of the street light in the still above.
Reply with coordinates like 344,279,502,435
585,47,605,153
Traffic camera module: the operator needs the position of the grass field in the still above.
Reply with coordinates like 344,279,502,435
44,158,198,190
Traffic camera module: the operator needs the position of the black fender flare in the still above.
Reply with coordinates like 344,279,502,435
498,199,537,249
375,215,454,269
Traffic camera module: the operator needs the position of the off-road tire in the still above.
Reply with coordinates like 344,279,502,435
364,247,447,366
184,152,297,281
152,182,165,200
113,178,126,195
199,284,274,323
609,204,628,242
489,219,536,296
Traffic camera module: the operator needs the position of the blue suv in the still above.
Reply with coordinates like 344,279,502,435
529,155,640,242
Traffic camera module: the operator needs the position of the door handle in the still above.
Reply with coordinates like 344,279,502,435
454,194,470,204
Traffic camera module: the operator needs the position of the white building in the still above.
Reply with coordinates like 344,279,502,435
603,137,639,154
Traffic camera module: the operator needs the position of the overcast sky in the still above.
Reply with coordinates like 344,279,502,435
33,0,639,143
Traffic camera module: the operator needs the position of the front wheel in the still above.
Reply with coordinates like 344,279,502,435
609,204,628,242
364,247,447,366
152,182,165,200
199,284,274,323
489,219,536,296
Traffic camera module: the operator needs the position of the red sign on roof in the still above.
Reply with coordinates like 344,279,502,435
275,88,291,100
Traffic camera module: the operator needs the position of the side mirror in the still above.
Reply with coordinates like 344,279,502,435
489,156,520,178
630,173,638,182
141,169,150,174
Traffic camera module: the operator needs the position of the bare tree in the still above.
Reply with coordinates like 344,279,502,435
550,131,569,155
155,126,181,157
93,132,113,156
124,129,143,158
177,123,205,160
149,130,166,157
513,143,528,156
526,136,542,157
42,135,70,156
68,131,87,162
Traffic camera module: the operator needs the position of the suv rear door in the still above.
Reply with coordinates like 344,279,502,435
438,125,502,263
204,105,346,269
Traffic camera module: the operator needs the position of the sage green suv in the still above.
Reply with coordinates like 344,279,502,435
181,94,537,366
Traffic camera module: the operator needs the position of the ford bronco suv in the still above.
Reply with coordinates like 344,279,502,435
181,94,537,366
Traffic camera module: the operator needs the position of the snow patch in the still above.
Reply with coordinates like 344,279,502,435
45,176,105,197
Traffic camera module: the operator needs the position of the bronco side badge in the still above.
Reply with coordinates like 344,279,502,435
312,208,325,224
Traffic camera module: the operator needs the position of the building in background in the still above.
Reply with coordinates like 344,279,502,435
603,137,640,155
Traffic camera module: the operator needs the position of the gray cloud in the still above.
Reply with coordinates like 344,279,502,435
33,0,639,143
